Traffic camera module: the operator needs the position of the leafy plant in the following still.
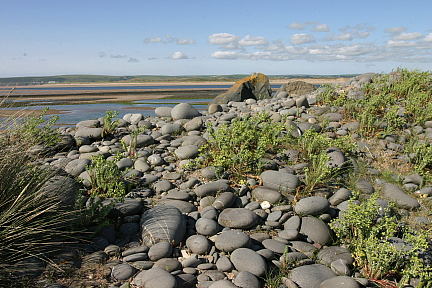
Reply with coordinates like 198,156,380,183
101,110,120,138
330,193,432,287
200,112,291,180
85,154,127,198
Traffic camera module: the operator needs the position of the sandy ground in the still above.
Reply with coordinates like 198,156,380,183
0,108,70,117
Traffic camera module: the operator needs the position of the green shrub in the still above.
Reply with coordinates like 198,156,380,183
330,193,432,287
200,112,291,179
85,154,127,198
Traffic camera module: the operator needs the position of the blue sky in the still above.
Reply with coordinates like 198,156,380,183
1,0,431,77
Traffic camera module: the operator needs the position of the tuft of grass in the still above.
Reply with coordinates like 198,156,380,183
0,106,81,281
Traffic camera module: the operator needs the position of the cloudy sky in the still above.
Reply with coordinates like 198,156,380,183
1,0,431,77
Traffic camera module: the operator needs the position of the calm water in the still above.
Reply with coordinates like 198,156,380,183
13,84,281,91
5,98,211,125
3,84,292,125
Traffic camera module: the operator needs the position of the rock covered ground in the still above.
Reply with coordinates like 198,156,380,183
8,73,432,288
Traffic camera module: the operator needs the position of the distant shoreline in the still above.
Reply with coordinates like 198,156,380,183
3,77,348,89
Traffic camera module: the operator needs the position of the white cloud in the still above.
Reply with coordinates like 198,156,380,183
171,52,188,59
421,33,432,42
208,33,240,45
323,33,353,41
386,40,417,47
211,51,238,59
144,37,163,44
287,22,306,30
290,33,316,45
393,32,423,41
238,35,268,46
385,27,407,34
313,24,330,32
176,38,195,45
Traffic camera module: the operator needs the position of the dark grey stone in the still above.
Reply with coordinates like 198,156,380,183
325,147,346,168
299,217,332,246
121,134,154,148
195,217,219,236
186,235,211,255
289,264,336,288
158,199,197,214
123,252,148,262
154,258,182,272
218,208,259,229
194,181,231,197
175,145,200,160
381,182,420,210
328,188,352,206
213,192,236,210
64,158,91,177
38,175,79,208
148,241,173,261
262,239,289,254
75,127,103,140
356,178,374,194
215,230,251,253
251,186,282,204
230,248,267,277
234,271,261,288
260,170,300,192
294,196,330,216
320,276,360,288
216,255,233,272
140,205,186,246
132,267,176,288
113,198,143,216
317,246,354,266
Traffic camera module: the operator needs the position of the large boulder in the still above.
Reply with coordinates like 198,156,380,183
140,205,186,247
209,73,272,105
275,81,317,97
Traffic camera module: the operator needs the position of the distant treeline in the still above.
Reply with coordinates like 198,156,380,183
0,74,359,86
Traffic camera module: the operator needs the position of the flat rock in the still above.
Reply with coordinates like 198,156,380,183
132,267,176,288
317,246,354,266
113,198,143,216
320,276,360,288
234,271,261,288
251,186,282,204
230,248,267,277
194,181,231,197
158,199,197,214
147,241,173,261
299,217,332,246
218,208,259,229
262,239,288,254
215,230,251,253
260,170,300,192
381,182,420,210
294,196,330,216
64,158,91,177
121,134,154,148
75,127,103,140
289,264,336,288
175,145,200,160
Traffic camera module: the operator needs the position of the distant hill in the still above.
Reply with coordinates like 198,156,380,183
0,74,359,86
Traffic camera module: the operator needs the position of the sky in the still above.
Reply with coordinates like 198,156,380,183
1,0,431,77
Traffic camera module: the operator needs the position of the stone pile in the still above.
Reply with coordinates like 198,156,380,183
13,74,432,288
